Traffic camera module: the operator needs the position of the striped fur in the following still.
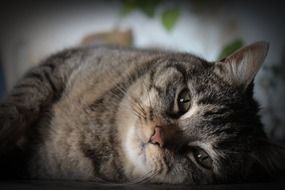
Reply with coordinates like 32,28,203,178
0,42,284,184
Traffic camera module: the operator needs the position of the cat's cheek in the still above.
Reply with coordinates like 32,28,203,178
124,126,150,174
144,144,165,169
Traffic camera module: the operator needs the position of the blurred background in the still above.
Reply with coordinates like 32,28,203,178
0,0,284,142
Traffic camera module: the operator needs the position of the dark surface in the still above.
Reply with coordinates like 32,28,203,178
0,180,285,190
0,62,5,97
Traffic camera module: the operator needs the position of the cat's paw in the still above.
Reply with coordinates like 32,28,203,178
0,104,26,149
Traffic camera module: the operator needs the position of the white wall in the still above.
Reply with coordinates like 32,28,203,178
0,1,284,140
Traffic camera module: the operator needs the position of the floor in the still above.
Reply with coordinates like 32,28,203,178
1,180,285,190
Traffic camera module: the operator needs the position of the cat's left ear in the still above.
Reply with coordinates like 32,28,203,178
215,41,269,90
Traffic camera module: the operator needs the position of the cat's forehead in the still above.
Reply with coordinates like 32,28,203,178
151,56,209,87
152,56,234,96
155,55,211,75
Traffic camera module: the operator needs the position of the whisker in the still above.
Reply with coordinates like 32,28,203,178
92,169,160,186
92,64,149,121
134,101,147,116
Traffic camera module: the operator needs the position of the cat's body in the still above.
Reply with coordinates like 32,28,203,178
0,43,285,184
28,47,170,182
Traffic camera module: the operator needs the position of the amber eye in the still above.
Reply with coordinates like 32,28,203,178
192,148,213,170
177,89,191,114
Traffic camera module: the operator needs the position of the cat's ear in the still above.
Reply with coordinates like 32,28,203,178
215,41,269,90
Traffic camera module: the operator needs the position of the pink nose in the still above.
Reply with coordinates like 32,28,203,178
150,127,164,147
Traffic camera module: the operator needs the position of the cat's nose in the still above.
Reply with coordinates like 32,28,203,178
150,127,164,148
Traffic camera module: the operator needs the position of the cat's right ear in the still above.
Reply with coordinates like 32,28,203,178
214,41,269,90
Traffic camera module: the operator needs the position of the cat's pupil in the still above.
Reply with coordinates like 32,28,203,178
177,89,191,114
179,98,189,103
193,148,212,170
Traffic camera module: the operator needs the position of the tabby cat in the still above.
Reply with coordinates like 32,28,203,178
0,41,284,184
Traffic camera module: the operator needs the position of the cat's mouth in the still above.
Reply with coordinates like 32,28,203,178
123,123,168,178
136,127,166,166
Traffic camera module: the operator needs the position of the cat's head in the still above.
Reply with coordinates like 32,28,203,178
117,42,285,184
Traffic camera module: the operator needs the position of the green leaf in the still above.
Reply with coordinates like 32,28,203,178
139,0,161,17
218,39,244,60
270,65,282,77
120,0,161,18
161,8,180,32
120,0,137,17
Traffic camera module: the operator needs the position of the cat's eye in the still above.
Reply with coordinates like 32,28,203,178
192,148,212,170
177,89,191,114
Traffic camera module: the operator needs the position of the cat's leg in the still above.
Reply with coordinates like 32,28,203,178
0,49,83,153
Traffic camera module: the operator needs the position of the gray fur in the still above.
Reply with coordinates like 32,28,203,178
0,42,284,184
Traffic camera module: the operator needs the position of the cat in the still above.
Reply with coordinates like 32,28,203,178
0,41,285,184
